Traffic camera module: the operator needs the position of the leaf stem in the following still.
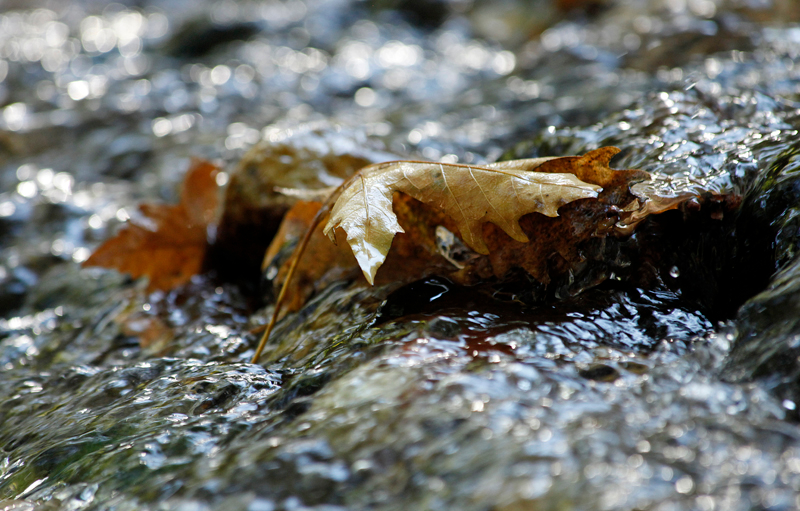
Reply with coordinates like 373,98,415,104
250,200,334,363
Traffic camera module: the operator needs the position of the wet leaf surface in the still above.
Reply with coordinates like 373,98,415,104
82,160,220,292
323,150,604,283
267,146,728,320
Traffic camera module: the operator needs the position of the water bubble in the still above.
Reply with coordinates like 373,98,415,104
152,117,171,137
50,238,66,256
144,12,168,39
234,64,255,83
210,65,231,85
88,214,103,229
53,172,74,194
36,168,54,187
669,266,680,278
71,247,90,263
377,40,421,68
3,102,28,131
407,129,422,144
492,51,516,75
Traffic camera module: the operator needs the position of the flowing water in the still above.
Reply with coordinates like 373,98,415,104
2,0,800,509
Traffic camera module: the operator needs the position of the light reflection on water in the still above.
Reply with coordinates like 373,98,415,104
1,0,800,510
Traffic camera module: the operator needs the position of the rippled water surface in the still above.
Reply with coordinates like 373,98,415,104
2,0,800,510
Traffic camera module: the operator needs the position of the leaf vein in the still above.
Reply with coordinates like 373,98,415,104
441,163,468,225
470,165,504,221
360,173,369,240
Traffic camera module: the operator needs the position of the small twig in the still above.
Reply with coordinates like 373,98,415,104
250,198,337,363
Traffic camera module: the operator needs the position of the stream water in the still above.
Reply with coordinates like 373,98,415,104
2,0,800,510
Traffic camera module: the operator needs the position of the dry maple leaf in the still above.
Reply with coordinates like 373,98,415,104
465,146,651,284
323,158,602,284
252,148,614,362
252,146,729,362
83,159,220,291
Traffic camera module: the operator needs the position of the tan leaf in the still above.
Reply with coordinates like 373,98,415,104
322,155,603,284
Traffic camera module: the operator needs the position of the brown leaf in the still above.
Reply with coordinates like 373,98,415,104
211,133,381,283
269,147,646,302
251,146,713,362
83,159,220,291
264,199,456,314
363,147,653,287
386,148,724,290
263,200,358,313
323,156,602,284
462,147,651,284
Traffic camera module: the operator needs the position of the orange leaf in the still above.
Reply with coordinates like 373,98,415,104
83,159,220,291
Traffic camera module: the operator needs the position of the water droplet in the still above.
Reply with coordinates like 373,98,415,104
669,266,680,278
17,180,38,198
675,475,694,494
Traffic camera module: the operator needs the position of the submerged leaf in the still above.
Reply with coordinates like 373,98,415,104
323,153,604,284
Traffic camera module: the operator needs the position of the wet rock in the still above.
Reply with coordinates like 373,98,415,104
166,19,262,58
722,139,800,420
725,255,800,419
